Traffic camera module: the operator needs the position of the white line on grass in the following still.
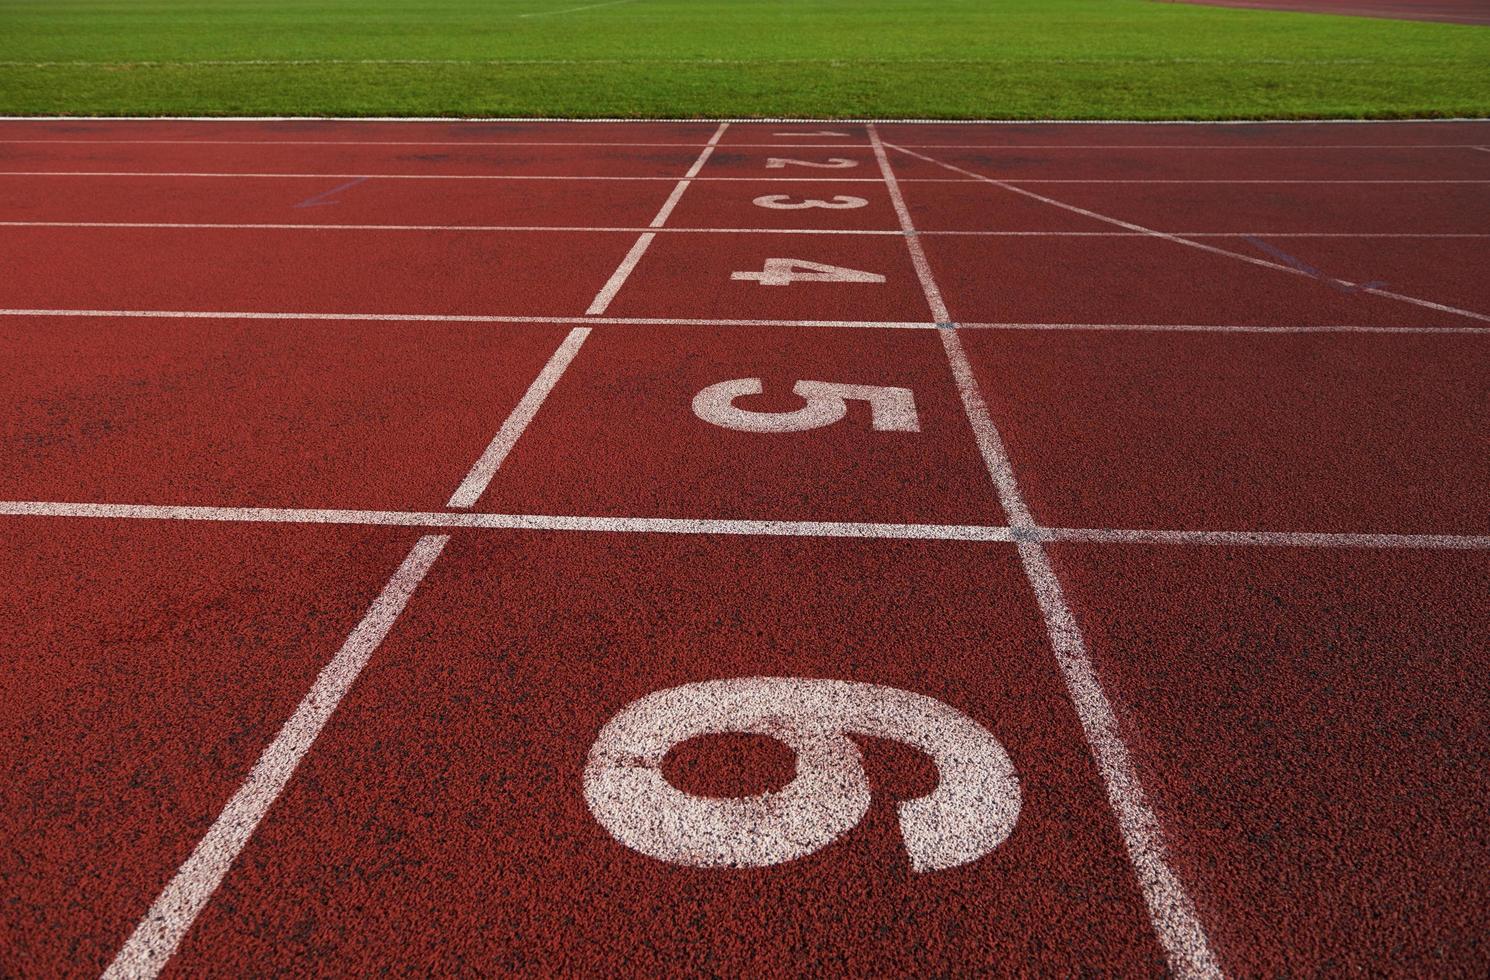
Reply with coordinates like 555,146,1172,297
885,143,1490,324
3,115,1487,124
4,500,1488,549
101,534,449,980
585,121,727,314
447,327,590,508
870,122,1223,979
518,0,643,18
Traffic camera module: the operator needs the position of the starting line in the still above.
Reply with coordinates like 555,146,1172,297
2,499,1484,550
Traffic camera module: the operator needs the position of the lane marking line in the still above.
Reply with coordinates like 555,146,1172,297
101,533,449,980
585,232,656,314
868,128,949,323
0,501,1015,542
870,122,1223,979
1044,527,1490,549
517,0,642,17
585,122,728,314
958,320,1490,335
4,170,1485,185
101,245,589,969
4,139,1481,151
447,326,591,508
4,501,1487,548
0,221,1488,240
2,307,1487,334
885,142,1490,324
0,139,845,148
0,306,937,329
0,170,889,182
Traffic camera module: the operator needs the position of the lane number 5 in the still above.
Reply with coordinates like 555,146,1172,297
692,379,920,433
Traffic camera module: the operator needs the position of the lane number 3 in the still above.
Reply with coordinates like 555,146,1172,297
752,194,868,210
583,677,1021,872
692,379,920,433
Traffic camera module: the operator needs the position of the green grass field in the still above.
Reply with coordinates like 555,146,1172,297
1,0,1486,119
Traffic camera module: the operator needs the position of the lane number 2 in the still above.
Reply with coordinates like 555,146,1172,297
766,157,858,169
732,258,884,286
752,194,868,210
583,677,1021,872
692,379,920,433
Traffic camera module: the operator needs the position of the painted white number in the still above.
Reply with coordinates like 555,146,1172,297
731,258,884,286
584,677,1021,872
692,378,919,433
765,157,859,169
752,194,868,210
772,130,849,137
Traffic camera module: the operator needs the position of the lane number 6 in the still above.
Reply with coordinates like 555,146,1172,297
583,677,1021,872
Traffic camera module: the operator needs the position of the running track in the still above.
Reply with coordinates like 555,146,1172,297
2,118,1488,977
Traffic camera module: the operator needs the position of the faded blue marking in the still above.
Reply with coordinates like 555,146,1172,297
1243,235,1386,294
292,176,369,209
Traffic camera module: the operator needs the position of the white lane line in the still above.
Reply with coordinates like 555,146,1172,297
517,0,641,17
0,501,1016,542
7,139,1477,150
1,221,1487,240
4,170,1484,184
1012,535,1223,980
0,307,937,329
447,326,590,508
3,307,1488,335
585,122,727,314
4,307,1489,336
868,126,949,323
101,258,593,969
0,170,885,182
958,321,1490,335
869,122,1223,979
0,139,857,148
886,143,1490,325
888,143,1489,150
100,533,449,980
5,500,1487,549
585,233,656,314
1044,527,1490,550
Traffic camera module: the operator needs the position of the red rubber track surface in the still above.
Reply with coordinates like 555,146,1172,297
1,119,1487,977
